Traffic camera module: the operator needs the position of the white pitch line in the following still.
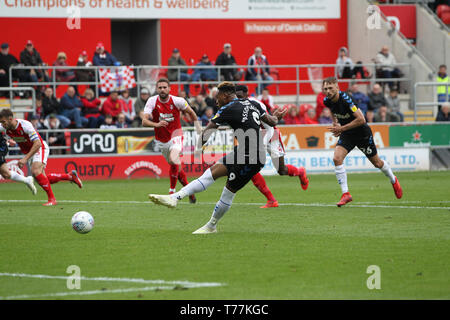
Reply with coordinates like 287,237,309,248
0,199,448,210
0,272,224,300
0,272,223,288
0,286,176,300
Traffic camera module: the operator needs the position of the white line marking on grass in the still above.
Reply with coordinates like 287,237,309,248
1,286,175,300
0,272,224,300
0,199,448,210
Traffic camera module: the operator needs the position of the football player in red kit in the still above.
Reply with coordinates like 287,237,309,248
142,78,202,203
0,109,83,206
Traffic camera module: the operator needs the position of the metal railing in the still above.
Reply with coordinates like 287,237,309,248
0,87,36,114
414,81,449,121
9,63,412,103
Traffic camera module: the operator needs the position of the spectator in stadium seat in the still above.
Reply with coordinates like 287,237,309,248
42,87,70,128
205,86,219,113
365,110,375,123
53,52,76,83
132,87,150,128
349,83,369,115
93,42,118,66
190,93,208,117
43,115,66,154
76,50,94,85
375,45,403,89
246,46,273,95
215,43,242,82
101,90,125,120
318,107,333,124
303,107,319,125
81,88,104,128
436,64,449,103
167,48,191,96
116,113,128,128
374,105,400,123
0,43,19,95
436,102,450,121
191,54,218,83
120,89,135,124
368,84,387,112
100,114,117,129
385,88,404,121
19,40,49,84
60,86,88,128
335,47,354,79
200,107,214,126
257,88,274,112
283,105,302,124
30,114,44,131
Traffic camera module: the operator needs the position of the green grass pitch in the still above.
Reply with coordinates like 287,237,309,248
0,171,449,300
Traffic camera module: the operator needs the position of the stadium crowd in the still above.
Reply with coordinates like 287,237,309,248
0,40,449,143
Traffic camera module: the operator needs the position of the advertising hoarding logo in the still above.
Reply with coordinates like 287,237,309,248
72,133,116,154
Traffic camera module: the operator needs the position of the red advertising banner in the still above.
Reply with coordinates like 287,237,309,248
380,5,416,41
1,154,223,182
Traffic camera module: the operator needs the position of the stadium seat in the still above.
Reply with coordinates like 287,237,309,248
436,4,450,18
56,85,69,99
441,11,450,25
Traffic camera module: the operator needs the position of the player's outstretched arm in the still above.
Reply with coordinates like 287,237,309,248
261,107,287,127
196,121,219,152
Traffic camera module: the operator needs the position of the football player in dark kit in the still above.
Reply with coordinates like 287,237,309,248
322,77,402,207
148,82,287,233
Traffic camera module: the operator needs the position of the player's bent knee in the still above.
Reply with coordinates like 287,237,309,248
333,157,344,166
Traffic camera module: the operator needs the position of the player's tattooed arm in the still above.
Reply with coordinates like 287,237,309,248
18,139,41,168
261,107,287,127
197,120,219,150
142,113,168,128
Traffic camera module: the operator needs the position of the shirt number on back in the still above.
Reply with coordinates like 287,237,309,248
252,112,260,126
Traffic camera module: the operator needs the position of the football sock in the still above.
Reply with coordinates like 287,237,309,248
35,173,55,200
335,165,349,194
178,168,189,186
172,168,215,200
169,164,179,190
9,171,28,183
47,173,71,184
206,187,236,229
251,173,276,202
286,165,299,176
380,161,396,184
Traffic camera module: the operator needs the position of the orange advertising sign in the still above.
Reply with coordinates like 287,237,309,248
278,124,390,150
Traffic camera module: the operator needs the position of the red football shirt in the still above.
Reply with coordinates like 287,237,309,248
0,119,44,155
143,95,188,143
